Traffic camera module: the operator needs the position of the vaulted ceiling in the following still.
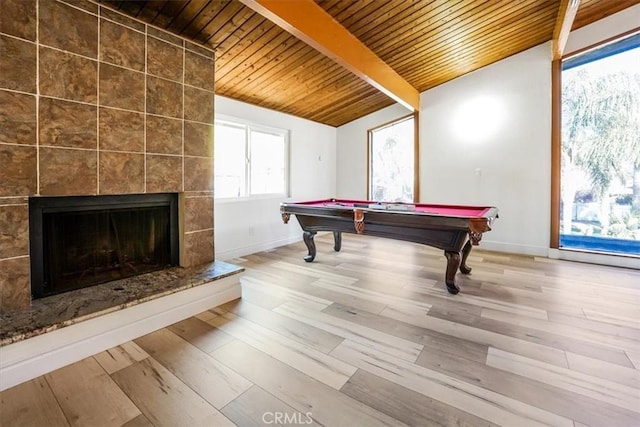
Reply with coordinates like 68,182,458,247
102,0,640,126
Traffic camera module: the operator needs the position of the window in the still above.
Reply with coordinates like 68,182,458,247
557,31,640,256
368,114,418,202
214,117,289,198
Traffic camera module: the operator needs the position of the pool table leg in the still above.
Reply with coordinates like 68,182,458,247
459,239,473,274
303,231,317,262
444,251,461,294
333,231,342,252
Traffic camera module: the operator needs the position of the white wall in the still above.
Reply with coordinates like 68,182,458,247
336,104,411,198
420,43,552,256
214,96,337,259
337,44,553,256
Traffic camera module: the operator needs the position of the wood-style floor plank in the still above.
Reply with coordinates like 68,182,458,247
111,358,235,427
336,259,438,287
306,276,434,313
93,342,149,375
380,305,570,367
481,308,640,355
229,283,289,310
547,310,640,342
565,351,640,389
583,308,640,330
205,310,357,389
221,385,322,426
211,339,406,426
274,302,424,362
241,275,334,311
341,369,499,427
538,285,640,318
322,302,490,364
45,358,141,427
122,414,153,427
486,348,640,415
415,342,638,426
244,269,389,314
331,339,574,427
627,351,640,369
448,290,550,320
217,298,345,354
0,377,69,427
167,316,235,353
471,281,594,318
134,328,252,409
428,304,634,367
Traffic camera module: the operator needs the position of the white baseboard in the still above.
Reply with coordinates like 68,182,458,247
0,275,242,392
216,235,302,261
548,248,640,270
478,240,549,257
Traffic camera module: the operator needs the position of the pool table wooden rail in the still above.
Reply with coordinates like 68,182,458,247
280,201,498,294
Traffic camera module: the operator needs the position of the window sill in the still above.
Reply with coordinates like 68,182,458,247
214,194,289,204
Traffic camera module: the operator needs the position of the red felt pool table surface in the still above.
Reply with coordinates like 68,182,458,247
291,199,492,218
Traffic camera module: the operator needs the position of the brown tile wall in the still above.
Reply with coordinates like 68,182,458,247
0,0,215,312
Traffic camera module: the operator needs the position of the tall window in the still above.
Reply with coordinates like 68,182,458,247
214,118,289,198
559,32,640,255
368,114,417,202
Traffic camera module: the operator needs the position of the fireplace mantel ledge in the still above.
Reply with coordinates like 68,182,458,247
0,260,243,391
0,260,243,346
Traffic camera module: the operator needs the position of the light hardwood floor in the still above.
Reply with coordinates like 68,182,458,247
2,234,639,426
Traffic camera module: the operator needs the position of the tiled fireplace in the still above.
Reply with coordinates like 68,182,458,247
1,0,217,313
28,193,180,299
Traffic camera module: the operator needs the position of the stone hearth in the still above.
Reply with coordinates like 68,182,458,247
0,260,242,346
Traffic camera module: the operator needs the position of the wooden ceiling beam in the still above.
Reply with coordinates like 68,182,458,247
553,0,581,60
238,0,419,111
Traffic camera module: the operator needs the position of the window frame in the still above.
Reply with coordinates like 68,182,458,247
550,27,640,249
214,114,290,201
366,112,420,203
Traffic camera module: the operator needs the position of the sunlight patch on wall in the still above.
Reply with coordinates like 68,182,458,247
451,95,506,144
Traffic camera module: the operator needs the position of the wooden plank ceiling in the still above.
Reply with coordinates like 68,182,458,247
102,0,640,127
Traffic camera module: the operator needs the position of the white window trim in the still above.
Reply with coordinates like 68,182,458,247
214,114,290,201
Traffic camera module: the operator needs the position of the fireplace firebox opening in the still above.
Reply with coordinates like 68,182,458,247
29,194,179,299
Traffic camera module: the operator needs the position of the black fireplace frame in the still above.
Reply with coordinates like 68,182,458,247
29,193,180,299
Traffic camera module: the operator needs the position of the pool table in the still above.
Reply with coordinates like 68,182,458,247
280,198,498,294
